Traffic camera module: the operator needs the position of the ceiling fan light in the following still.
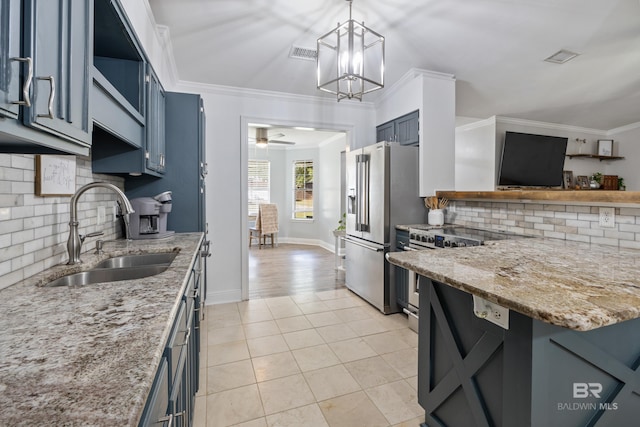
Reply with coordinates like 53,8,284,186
256,128,269,148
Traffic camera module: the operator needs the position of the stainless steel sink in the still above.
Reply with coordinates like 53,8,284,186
93,252,177,269
45,265,169,287
44,251,178,287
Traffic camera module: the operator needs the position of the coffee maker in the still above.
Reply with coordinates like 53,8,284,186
129,191,175,239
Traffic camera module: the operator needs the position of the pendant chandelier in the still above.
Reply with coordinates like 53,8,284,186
316,0,385,101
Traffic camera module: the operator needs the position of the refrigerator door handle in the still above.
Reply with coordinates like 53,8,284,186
345,237,383,252
355,155,361,231
356,154,370,232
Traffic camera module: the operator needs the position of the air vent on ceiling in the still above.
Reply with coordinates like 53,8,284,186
544,49,580,64
289,45,317,61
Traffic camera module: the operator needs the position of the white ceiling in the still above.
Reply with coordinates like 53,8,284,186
149,0,640,132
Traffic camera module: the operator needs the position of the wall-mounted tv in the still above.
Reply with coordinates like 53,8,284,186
498,131,568,187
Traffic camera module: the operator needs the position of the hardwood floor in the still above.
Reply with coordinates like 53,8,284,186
249,244,346,299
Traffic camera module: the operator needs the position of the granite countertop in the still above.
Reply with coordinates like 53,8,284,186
386,238,640,331
0,232,203,426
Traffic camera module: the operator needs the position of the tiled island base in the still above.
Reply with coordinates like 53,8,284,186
419,279,640,427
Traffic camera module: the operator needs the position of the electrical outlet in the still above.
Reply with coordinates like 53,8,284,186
473,296,509,329
97,206,106,224
599,207,615,228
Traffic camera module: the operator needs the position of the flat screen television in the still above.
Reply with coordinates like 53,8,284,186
498,131,568,187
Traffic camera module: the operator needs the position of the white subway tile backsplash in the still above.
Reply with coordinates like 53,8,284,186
447,199,640,248
620,223,640,233
0,154,124,288
11,155,34,170
12,229,34,245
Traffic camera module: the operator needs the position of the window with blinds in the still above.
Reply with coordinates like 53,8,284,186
293,160,313,219
248,160,270,216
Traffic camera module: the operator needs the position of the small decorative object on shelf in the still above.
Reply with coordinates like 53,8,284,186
563,170,574,189
589,172,602,189
597,139,614,157
619,177,626,191
602,175,618,190
572,138,587,154
576,175,590,189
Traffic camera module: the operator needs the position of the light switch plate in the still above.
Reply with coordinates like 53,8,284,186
599,207,615,228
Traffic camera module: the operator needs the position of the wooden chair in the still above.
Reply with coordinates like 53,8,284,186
249,203,278,249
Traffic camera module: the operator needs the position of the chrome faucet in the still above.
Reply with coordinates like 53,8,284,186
67,182,135,265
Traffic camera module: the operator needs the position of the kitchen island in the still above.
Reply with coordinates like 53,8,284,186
387,238,640,427
0,233,203,426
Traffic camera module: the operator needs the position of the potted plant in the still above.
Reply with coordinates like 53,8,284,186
333,213,346,236
618,177,626,191
589,172,603,189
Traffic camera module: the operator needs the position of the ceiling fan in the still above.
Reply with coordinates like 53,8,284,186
249,128,296,147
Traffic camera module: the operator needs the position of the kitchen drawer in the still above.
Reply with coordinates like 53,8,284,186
164,301,186,383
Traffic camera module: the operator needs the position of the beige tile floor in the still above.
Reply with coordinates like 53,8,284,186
194,289,424,427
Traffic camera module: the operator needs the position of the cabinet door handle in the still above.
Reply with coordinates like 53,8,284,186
10,57,32,107
36,76,55,119
182,327,191,346
158,413,173,427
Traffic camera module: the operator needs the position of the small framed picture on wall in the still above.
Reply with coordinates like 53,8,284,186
597,139,613,157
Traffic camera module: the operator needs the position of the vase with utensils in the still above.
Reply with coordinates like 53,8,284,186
425,197,449,226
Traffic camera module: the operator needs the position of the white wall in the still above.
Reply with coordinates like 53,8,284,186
455,118,497,190
608,123,640,191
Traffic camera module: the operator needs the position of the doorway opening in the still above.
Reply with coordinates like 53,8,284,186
244,121,349,299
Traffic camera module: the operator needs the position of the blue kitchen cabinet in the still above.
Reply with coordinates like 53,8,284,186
145,66,166,174
91,0,167,177
376,121,394,143
139,358,170,427
139,248,204,427
376,110,419,146
125,92,207,233
0,0,92,155
0,0,21,119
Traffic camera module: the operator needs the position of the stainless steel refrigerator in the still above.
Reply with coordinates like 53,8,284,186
345,141,424,314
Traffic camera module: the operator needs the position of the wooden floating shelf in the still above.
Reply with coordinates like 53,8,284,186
436,190,640,204
566,154,625,161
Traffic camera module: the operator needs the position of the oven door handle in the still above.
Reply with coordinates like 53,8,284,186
345,237,383,252
403,307,418,319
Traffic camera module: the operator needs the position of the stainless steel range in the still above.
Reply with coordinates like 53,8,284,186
408,226,520,250
403,226,524,332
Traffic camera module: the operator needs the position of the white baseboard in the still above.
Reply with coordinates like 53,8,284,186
205,289,242,305
279,237,336,253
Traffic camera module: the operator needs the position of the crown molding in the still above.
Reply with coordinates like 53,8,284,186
495,116,607,136
375,68,456,105
607,121,640,136
174,80,376,110
456,116,497,132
